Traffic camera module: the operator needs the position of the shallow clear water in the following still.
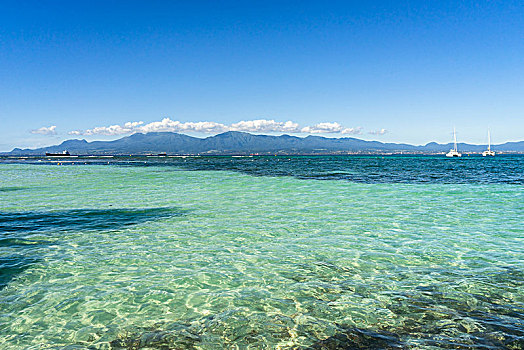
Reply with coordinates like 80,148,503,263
0,156,523,349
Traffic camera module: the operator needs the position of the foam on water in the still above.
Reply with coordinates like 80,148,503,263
0,160,523,349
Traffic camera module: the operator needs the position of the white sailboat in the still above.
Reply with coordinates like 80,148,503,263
446,128,462,157
482,130,495,157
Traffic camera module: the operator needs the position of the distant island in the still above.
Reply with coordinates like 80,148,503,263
3,131,524,155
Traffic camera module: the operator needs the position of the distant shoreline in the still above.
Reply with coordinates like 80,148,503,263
2,152,524,158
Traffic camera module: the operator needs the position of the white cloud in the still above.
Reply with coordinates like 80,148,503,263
341,127,363,135
139,119,228,134
31,125,57,135
68,118,365,137
230,119,300,133
301,123,362,135
80,121,145,136
368,128,388,135
300,122,346,134
74,118,227,136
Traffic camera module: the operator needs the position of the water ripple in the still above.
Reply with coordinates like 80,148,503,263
0,162,522,349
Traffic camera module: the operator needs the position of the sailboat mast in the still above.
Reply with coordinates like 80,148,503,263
453,127,457,152
488,130,491,152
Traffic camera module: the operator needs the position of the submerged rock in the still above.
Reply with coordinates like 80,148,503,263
310,326,405,349
110,329,200,350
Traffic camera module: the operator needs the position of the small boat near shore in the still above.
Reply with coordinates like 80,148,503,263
446,128,461,157
46,150,73,157
482,131,495,157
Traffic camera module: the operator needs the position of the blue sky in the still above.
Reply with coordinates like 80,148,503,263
1,0,523,151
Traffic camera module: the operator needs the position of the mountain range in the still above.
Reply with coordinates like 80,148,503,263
4,131,524,155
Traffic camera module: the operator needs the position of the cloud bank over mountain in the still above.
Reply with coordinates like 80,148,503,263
66,118,367,136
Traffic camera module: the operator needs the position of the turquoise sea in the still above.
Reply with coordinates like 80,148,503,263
0,156,523,349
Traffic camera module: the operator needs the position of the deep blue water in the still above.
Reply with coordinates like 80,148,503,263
1,154,523,184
